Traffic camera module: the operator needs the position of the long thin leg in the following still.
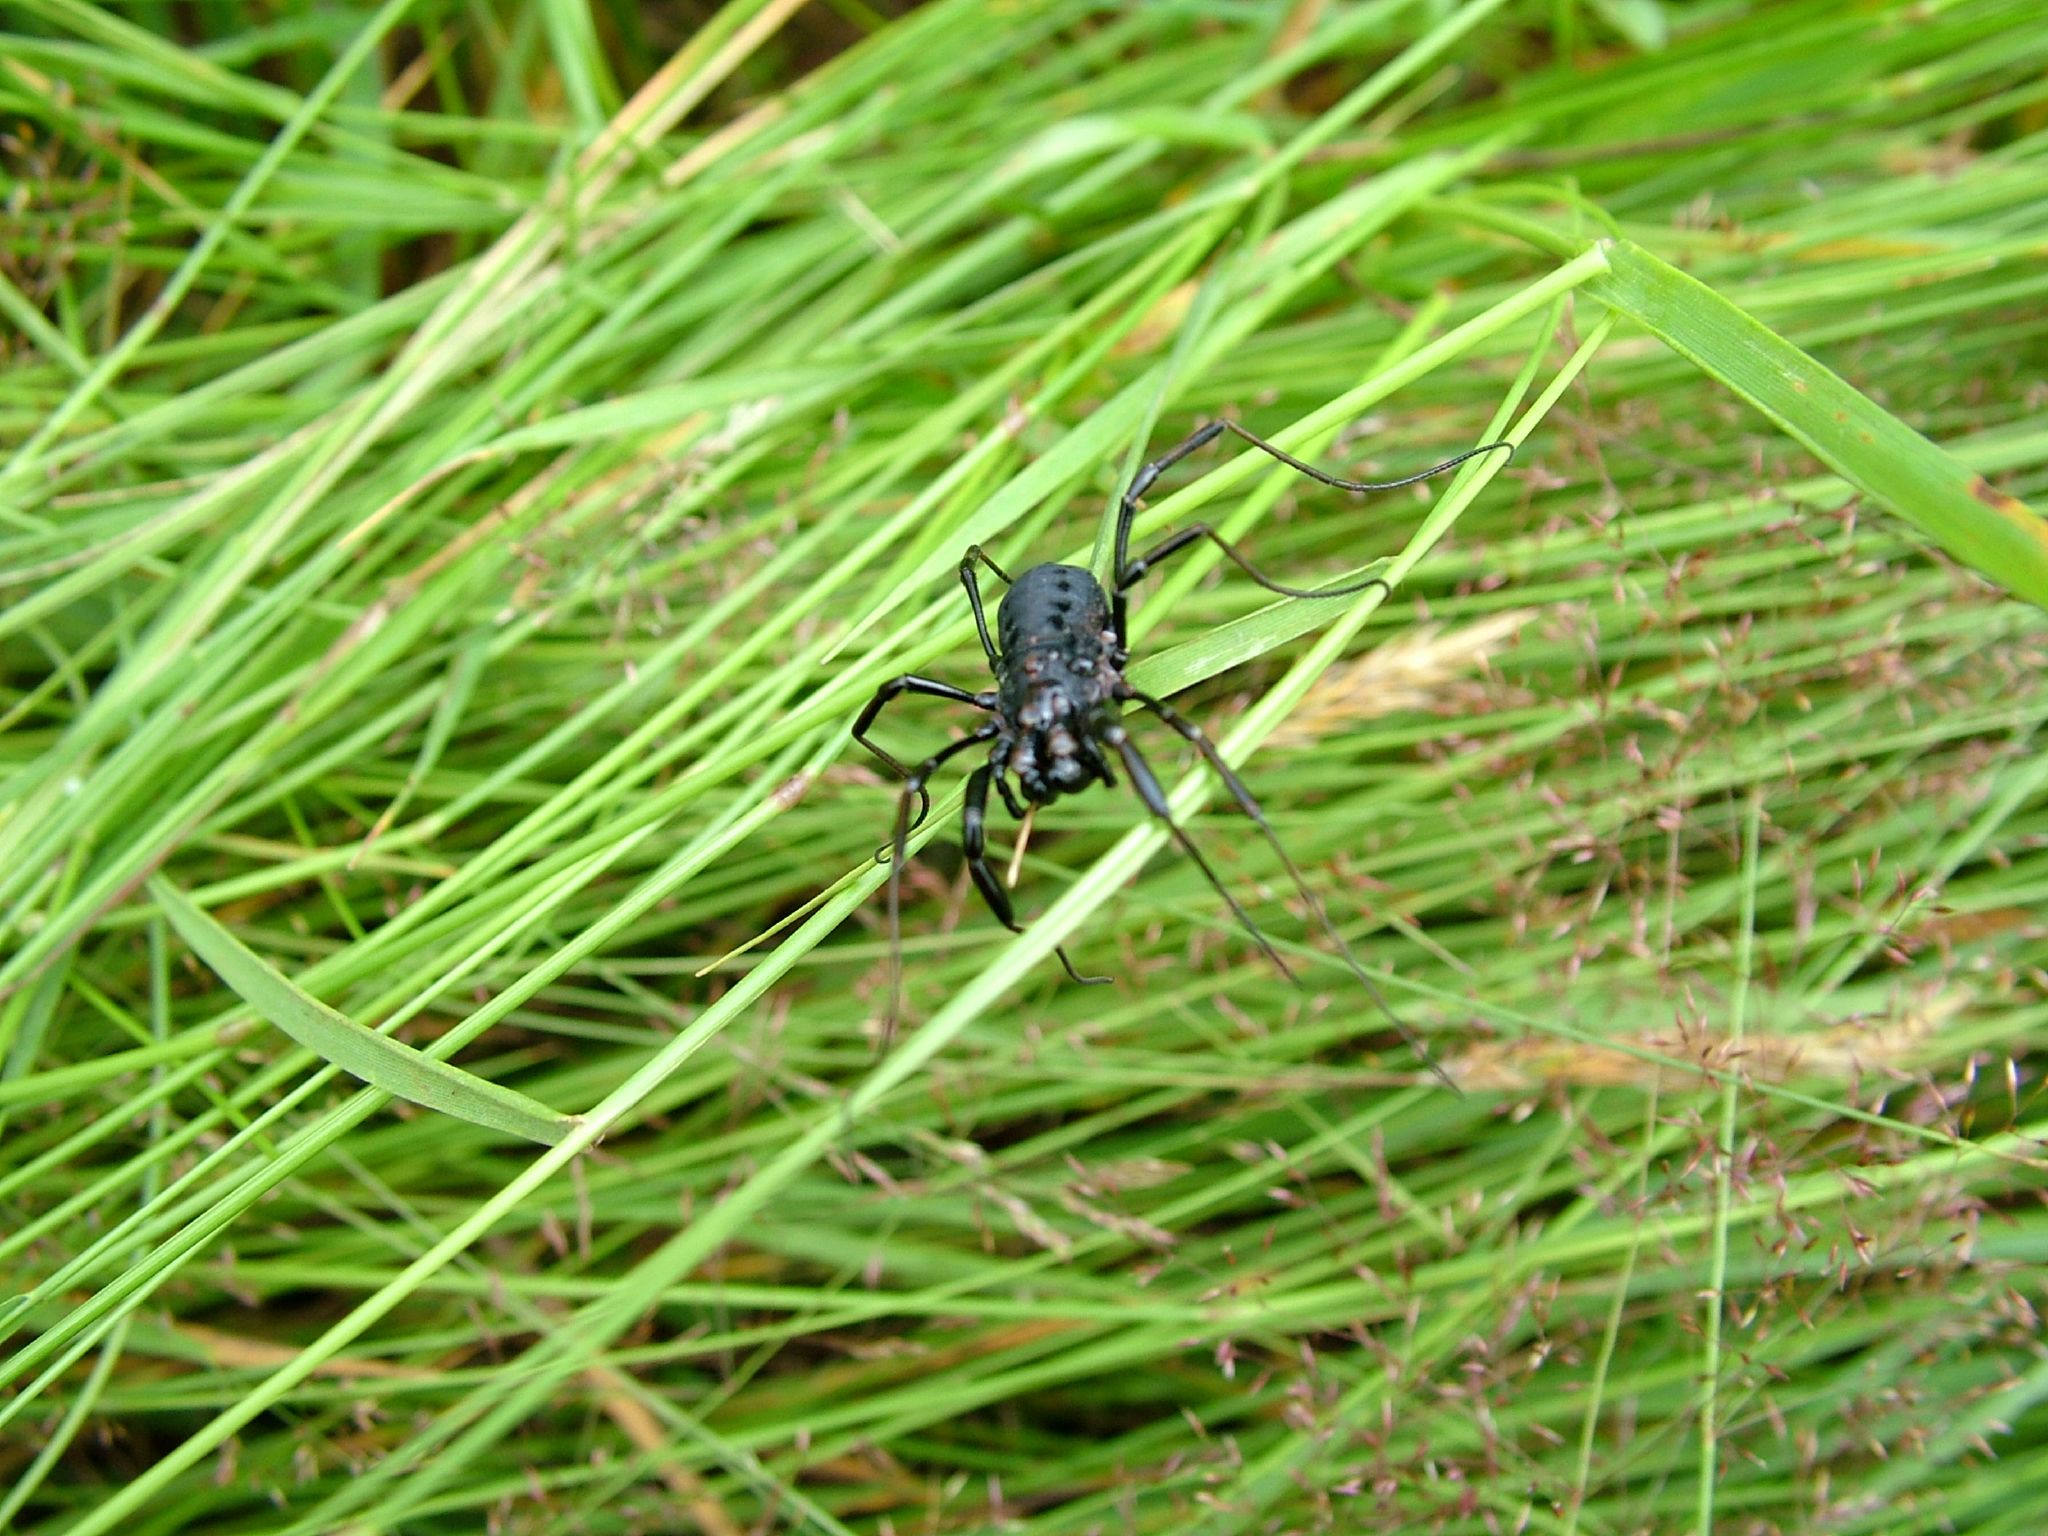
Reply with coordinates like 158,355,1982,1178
883,724,1001,1041
1126,689,1459,1093
961,764,1106,989
958,546,1013,668
989,737,1027,819
1099,717,1296,983
1110,419,1513,641
856,675,998,833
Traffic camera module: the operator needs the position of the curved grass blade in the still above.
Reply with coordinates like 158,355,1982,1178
151,878,573,1147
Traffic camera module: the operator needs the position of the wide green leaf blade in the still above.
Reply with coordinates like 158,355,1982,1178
1585,238,2048,609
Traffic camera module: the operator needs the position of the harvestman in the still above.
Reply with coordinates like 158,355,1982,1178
855,419,1510,1079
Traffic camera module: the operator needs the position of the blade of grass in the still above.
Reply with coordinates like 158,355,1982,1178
1585,237,2048,608
152,877,572,1143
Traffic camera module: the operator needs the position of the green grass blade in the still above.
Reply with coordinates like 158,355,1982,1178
150,878,573,1146
1586,237,2048,608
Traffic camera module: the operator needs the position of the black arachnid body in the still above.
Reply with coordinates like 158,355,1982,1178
854,418,1510,1074
992,562,1121,805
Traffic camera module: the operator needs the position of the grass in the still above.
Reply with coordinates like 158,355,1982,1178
4,1,2048,1532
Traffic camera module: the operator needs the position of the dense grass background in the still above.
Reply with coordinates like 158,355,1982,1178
5,1,2048,1531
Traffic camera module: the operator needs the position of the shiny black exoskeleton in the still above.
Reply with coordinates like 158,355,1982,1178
853,417,1511,1077
992,562,1123,806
